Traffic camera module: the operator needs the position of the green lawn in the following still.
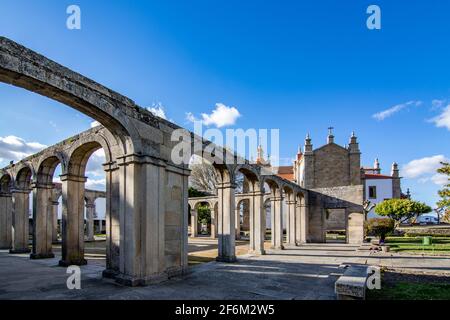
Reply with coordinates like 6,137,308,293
385,236,450,255
369,281,450,300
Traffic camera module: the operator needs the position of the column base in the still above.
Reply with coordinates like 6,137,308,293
30,253,55,259
58,259,87,267
270,245,285,250
9,248,31,254
216,255,237,263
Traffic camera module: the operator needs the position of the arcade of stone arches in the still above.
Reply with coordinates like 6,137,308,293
0,36,317,286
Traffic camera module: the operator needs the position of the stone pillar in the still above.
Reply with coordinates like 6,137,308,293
103,164,120,279
271,191,284,250
10,189,31,254
114,157,167,286
98,219,103,233
297,202,308,244
190,208,198,237
59,174,87,266
249,191,265,255
216,182,236,262
242,201,250,232
287,200,296,245
31,183,54,259
0,193,12,249
235,206,241,239
85,200,96,242
210,208,217,239
51,199,59,243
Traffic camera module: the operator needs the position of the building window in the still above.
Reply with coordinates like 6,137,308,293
369,186,377,199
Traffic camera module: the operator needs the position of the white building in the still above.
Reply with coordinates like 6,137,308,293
362,159,403,218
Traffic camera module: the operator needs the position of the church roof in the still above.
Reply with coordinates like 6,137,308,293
274,166,294,181
363,173,393,179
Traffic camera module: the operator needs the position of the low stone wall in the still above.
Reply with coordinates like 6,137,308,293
398,226,450,237
335,265,369,300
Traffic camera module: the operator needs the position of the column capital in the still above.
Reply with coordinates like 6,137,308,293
31,182,54,190
59,174,87,183
11,188,32,194
286,200,296,205
216,182,237,190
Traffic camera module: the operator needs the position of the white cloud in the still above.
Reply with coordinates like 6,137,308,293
85,178,106,190
147,102,167,119
0,136,47,163
403,155,448,187
431,174,448,186
430,105,450,131
85,148,106,178
372,100,422,121
187,103,241,128
90,121,101,128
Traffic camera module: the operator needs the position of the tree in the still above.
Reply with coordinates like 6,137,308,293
365,218,395,242
375,198,432,227
437,162,450,222
189,161,219,195
188,156,244,195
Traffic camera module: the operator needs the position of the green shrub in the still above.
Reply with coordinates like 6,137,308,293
365,218,395,242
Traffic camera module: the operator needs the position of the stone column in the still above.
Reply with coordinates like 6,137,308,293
235,206,241,240
295,201,301,245
249,191,265,255
31,183,54,259
296,202,308,244
242,201,250,232
216,181,236,262
103,163,120,279
114,157,167,286
59,174,87,266
98,219,103,233
10,189,31,254
190,208,198,237
287,200,297,245
51,199,59,243
210,208,217,239
0,193,12,249
271,191,284,250
85,200,96,242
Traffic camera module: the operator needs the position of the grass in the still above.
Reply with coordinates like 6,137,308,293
385,236,450,255
368,271,450,300
369,281,450,300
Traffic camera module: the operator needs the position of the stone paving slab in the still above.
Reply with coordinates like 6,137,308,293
0,243,449,300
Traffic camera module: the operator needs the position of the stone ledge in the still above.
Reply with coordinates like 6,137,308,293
335,265,369,300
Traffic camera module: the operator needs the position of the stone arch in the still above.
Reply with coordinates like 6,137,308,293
35,154,64,185
14,164,33,189
0,37,139,155
0,173,12,193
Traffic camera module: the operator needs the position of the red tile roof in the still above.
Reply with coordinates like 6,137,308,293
364,173,393,179
275,166,294,181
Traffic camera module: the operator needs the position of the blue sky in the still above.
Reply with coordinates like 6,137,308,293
0,0,449,212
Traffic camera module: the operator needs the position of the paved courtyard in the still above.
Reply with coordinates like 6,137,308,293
0,239,449,300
